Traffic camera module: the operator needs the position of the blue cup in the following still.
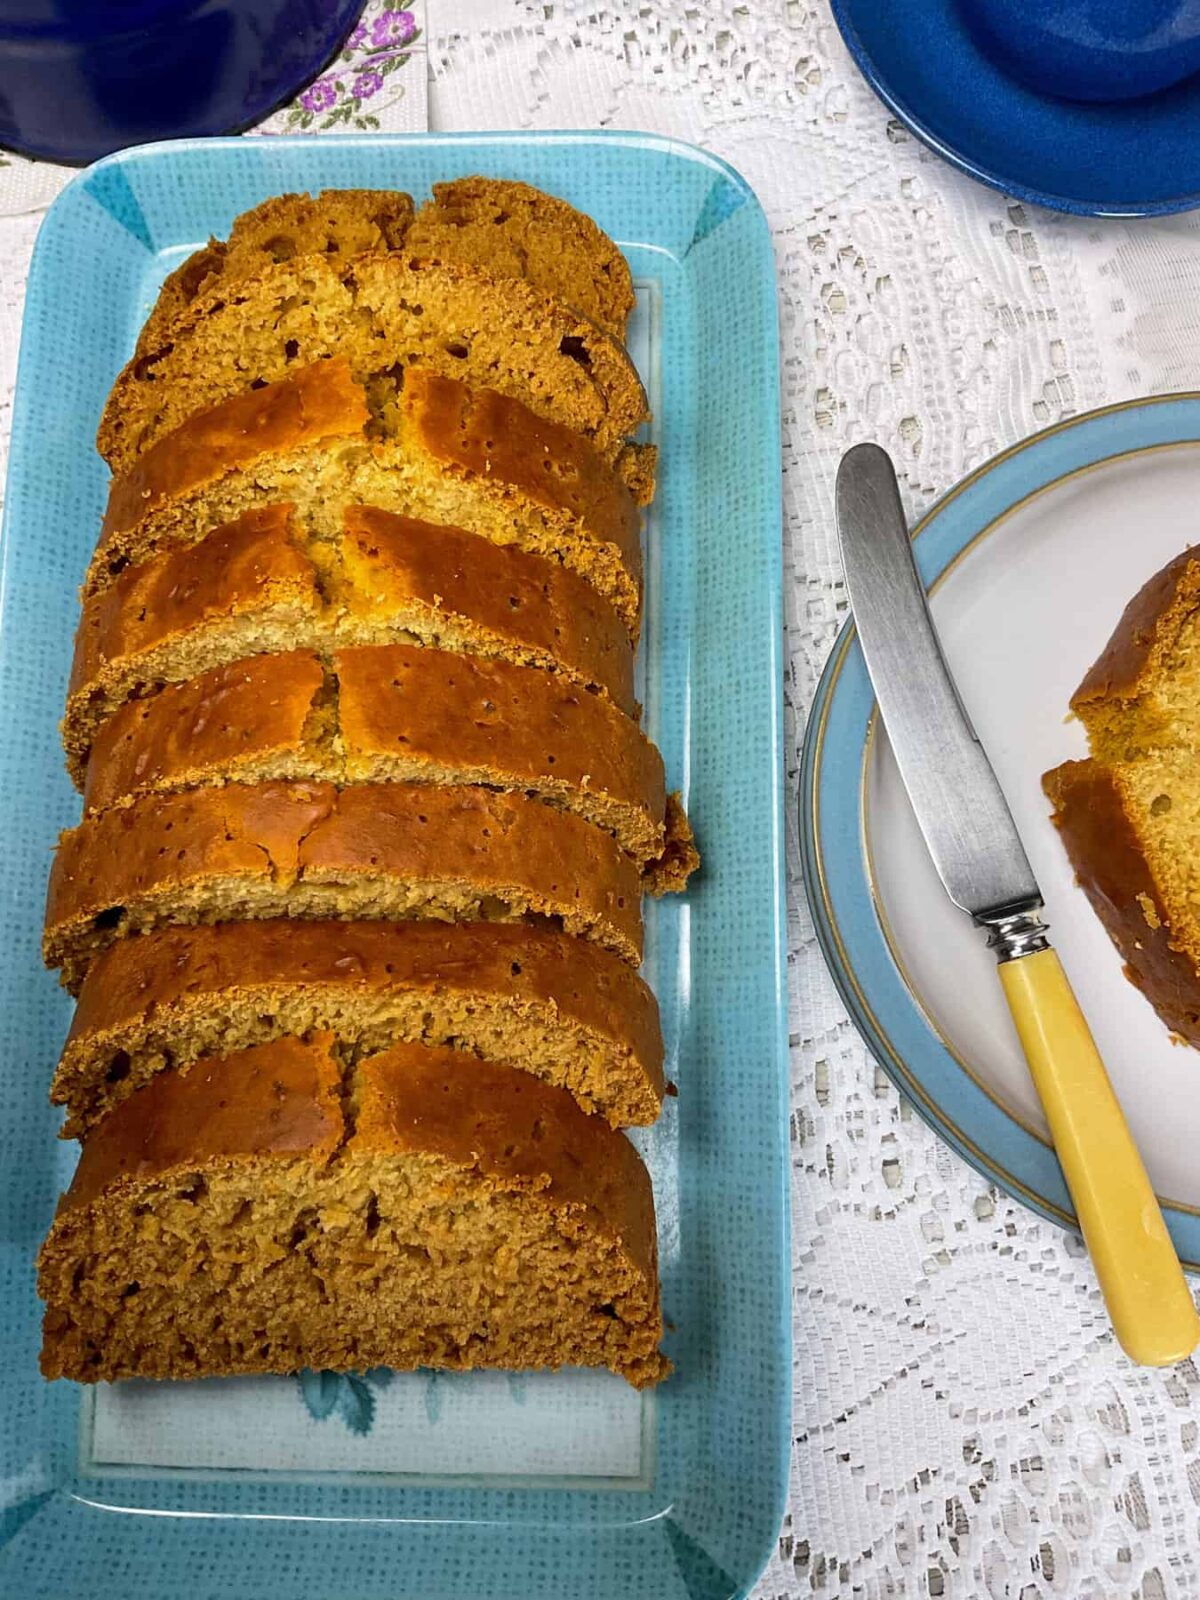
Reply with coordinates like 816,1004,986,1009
0,0,367,164
961,0,1200,101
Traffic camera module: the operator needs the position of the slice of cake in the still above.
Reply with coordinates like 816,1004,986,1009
53,920,666,1137
135,188,417,354
135,180,633,354
44,780,645,990
1070,545,1200,763
1044,753,1200,1047
80,644,670,869
1044,542,1200,1045
39,1035,670,1387
64,503,638,775
407,177,636,339
100,253,647,473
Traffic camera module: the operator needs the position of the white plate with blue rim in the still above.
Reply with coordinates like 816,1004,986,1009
802,396,1200,1267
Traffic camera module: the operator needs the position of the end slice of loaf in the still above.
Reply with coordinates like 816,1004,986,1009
55,919,664,1137
136,189,416,355
136,180,633,355
92,361,644,633
65,502,637,775
407,177,635,339
1070,543,1200,763
1044,752,1200,1047
100,252,647,474
38,1034,668,1387
81,642,668,867
1044,544,1200,1048
44,779,645,990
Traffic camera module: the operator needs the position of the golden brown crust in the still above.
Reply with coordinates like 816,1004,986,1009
56,1032,657,1289
1043,759,1200,1047
100,252,647,473
1073,546,1200,711
356,1042,658,1280
342,506,637,714
98,359,368,557
60,1035,344,1213
405,369,643,593
302,785,642,958
81,642,665,860
82,651,326,813
61,918,665,1114
69,504,313,703
43,1034,665,1386
336,642,664,845
66,503,638,773
408,178,634,340
44,779,645,983
47,780,335,974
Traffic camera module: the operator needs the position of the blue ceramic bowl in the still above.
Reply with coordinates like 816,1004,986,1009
0,1,366,165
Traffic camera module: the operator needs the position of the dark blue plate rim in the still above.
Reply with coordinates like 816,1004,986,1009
831,0,1200,217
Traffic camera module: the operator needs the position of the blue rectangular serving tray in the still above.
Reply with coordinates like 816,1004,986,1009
0,131,788,1600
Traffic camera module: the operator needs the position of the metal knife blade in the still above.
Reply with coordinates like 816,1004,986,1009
836,442,1041,924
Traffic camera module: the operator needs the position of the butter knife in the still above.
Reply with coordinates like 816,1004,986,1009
836,441,1199,1367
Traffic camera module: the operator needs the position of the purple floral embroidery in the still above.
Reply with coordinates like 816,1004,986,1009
352,68,385,101
371,10,416,48
279,4,421,133
300,79,337,114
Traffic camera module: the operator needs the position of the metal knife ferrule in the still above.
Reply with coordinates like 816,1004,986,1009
975,904,1051,964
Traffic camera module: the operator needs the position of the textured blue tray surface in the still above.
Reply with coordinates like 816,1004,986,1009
0,133,787,1598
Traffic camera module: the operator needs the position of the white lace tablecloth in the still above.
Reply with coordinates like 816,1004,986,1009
6,3,1200,1594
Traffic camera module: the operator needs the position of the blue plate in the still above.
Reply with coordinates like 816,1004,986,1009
0,133,788,1599
832,0,1200,215
801,395,1200,1270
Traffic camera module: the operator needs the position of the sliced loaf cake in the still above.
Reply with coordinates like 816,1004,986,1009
39,178,686,1395
39,1035,669,1386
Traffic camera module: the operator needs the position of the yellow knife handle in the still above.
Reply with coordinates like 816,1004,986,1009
998,946,1199,1366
